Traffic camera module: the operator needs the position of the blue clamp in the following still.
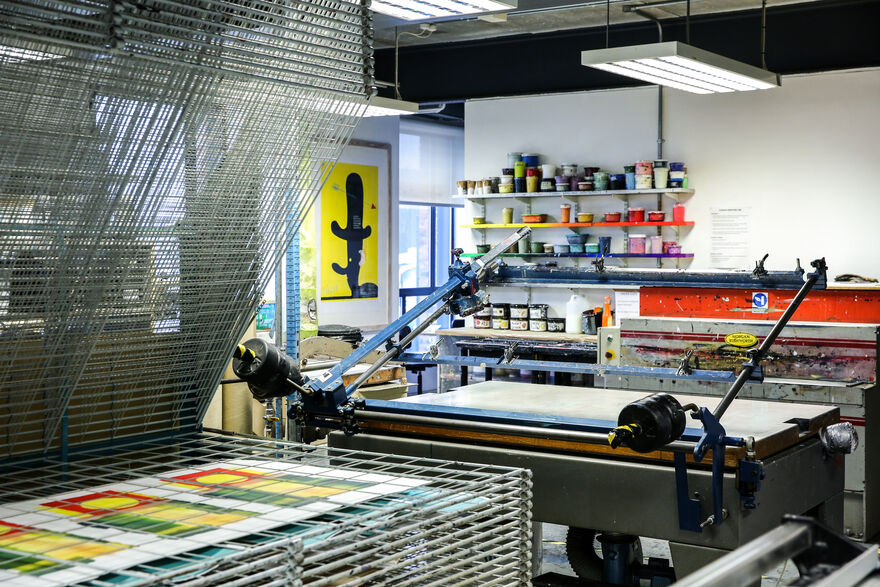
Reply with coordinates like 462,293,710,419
673,452,703,533
738,459,765,509
673,408,731,531
692,407,725,463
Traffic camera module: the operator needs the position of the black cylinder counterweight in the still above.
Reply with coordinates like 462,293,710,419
612,393,687,453
232,338,303,400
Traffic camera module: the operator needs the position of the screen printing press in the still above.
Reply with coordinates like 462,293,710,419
232,231,873,584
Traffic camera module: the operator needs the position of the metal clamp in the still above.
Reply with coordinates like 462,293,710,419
676,349,695,376
753,253,769,277
497,341,520,365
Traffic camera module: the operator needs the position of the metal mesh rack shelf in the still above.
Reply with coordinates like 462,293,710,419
0,433,533,586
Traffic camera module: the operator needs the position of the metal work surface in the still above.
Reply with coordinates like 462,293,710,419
329,432,843,552
0,433,532,586
0,1,372,459
387,381,838,460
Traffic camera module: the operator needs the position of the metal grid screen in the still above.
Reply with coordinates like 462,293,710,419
0,0,373,458
0,433,533,586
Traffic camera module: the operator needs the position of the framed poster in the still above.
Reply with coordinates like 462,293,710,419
316,142,391,330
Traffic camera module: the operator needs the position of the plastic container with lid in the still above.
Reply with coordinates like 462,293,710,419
491,303,510,318
491,317,509,330
511,318,529,331
628,208,645,222
547,317,566,332
529,304,548,319
510,304,529,319
635,160,653,175
529,318,547,332
629,234,647,254
474,315,491,329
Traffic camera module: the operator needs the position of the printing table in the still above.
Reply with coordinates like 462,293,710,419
434,327,598,389
330,381,844,579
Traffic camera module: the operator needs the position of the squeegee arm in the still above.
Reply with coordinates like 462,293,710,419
305,227,531,397
346,302,449,394
712,257,826,421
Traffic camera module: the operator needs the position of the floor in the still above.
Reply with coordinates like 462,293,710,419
539,522,800,586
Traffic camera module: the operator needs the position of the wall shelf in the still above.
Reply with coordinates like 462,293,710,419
461,252,693,259
455,188,694,202
461,183,695,269
463,221,694,229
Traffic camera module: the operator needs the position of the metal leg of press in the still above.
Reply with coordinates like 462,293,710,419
531,521,543,577
417,369,423,395
485,367,493,381
807,491,845,531
460,349,469,386
668,543,759,587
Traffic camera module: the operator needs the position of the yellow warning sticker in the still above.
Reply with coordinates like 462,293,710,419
725,332,759,348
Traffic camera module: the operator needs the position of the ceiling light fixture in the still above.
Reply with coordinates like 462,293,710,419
581,41,779,94
370,0,516,21
364,95,420,117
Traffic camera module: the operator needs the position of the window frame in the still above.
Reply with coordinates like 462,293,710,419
398,201,462,316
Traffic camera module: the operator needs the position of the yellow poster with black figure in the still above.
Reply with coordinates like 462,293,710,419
320,162,379,301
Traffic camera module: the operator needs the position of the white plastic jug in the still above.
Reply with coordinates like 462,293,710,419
565,293,585,334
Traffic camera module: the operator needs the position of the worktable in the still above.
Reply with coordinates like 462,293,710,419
434,328,598,389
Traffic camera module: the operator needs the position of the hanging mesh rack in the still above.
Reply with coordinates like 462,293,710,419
0,0,375,458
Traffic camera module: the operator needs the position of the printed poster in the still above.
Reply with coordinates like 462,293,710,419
320,163,379,301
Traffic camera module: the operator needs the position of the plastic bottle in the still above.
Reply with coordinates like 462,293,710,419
565,293,585,333
602,296,613,327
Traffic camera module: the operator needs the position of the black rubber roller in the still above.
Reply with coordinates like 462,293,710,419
612,393,687,453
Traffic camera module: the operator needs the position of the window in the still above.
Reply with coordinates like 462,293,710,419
397,120,464,351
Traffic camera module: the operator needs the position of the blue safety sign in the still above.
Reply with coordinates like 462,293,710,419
752,292,769,311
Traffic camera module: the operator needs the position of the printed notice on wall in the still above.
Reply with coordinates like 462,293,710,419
614,290,640,321
710,206,752,269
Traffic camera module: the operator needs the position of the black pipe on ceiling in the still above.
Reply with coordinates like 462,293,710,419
375,0,880,105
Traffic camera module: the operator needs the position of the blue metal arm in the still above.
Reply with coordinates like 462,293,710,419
289,227,531,428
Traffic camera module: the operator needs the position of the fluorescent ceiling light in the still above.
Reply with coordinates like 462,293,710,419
581,41,779,94
364,95,420,117
370,0,515,21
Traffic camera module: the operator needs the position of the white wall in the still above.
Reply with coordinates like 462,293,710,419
464,68,880,314
353,117,400,326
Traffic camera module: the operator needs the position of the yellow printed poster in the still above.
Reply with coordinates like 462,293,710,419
320,162,379,301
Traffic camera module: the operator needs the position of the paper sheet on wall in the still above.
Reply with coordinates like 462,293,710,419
614,291,640,322
710,207,752,269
